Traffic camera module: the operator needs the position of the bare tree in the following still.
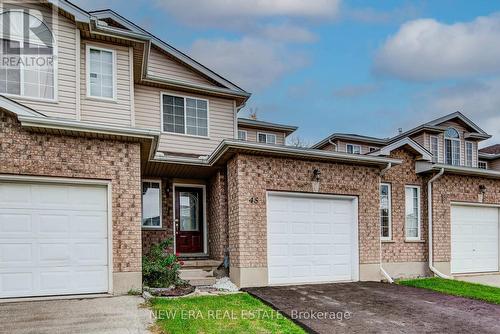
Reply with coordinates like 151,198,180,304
287,135,310,148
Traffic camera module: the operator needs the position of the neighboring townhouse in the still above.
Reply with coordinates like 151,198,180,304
313,112,500,281
237,118,297,145
0,0,499,300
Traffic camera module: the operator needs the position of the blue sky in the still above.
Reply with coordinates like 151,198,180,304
75,0,500,146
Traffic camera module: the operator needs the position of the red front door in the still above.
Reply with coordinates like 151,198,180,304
175,187,204,254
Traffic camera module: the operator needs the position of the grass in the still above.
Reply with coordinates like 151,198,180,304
149,292,305,334
398,277,500,304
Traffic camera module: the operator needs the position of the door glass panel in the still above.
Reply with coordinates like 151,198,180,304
179,191,199,231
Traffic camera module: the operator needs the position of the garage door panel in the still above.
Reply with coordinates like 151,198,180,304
267,193,358,285
451,205,499,274
0,181,109,298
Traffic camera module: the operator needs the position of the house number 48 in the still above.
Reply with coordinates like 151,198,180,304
249,197,259,204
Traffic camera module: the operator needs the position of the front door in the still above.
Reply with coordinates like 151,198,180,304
175,187,204,254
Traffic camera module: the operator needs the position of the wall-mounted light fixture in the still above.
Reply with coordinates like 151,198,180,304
312,168,321,193
478,184,486,202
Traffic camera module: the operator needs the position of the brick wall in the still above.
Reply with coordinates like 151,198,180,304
0,111,142,273
226,153,382,268
382,148,428,263
208,169,229,261
432,174,500,262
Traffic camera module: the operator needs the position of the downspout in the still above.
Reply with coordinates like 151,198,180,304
379,163,394,283
428,168,453,279
328,138,338,151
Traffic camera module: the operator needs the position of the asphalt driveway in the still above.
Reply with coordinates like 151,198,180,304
0,296,151,334
246,282,500,334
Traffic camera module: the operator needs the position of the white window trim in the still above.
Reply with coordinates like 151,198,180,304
380,183,392,241
160,92,210,139
257,132,277,144
430,135,440,163
141,179,162,229
86,44,117,102
465,141,474,167
238,129,247,141
405,185,421,241
0,38,59,103
346,143,361,154
478,161,488,170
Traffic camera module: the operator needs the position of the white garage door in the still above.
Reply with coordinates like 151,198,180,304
451,205,499,274
267,192,358,285
0,181,109,298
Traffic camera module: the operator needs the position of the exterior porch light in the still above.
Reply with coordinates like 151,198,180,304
312,168,321,193
479,184,486,202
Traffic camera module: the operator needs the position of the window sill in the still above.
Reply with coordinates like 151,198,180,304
142,227,165,231
1,92,58,104
85,96,118,103
161,131,211,140
381,239,395,243
404,239,425,243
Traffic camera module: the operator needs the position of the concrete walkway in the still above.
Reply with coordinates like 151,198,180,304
246,282,500,334
0,296,152,334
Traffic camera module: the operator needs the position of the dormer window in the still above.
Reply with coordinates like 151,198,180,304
445,127,460,166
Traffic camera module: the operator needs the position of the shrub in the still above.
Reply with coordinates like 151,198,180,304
142,238,184,288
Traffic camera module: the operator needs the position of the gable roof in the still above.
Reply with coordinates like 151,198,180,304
480,144,500,155
368,137,432,161
0,95,47,118
425,111,489,135
311,133,389,149
237,118,298,136
89,9,249,96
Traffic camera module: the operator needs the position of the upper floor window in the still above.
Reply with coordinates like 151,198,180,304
380,183,392,240
465,141,473,167
161,94,208,137
478,161,488,170
87,46,116,100
238,130,247,141
258,132,276,144
405,186,421,240
346,144,361,154
445,127,460,166
0,38,55,100
142,181,162,228
430,135,439,163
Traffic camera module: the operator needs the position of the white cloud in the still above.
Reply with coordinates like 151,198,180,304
155,0,341,27
189,37,308,91
343,4,421,24
423,79,500,144
374,13,500,81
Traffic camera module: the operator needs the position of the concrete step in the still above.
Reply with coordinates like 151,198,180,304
179,268,217,286
183,276,216,286
181,259,222,270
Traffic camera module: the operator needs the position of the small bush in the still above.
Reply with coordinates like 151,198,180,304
142,238,184,288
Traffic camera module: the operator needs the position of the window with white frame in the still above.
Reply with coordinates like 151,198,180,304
405,186,421,240
346,144,361,154
258,132,276,144
444,127,460,166
380,183,392,240
478,161,488,170
238,130,247,141
87,46,115,99
0,38,55,100
465,141,473,167
142,181,161,228
162,94,208,136
430,135,439,163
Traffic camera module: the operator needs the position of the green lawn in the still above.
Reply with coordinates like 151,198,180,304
398,277,500,304
149,292,305,334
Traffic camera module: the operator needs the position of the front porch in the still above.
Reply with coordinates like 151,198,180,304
141,159,229,285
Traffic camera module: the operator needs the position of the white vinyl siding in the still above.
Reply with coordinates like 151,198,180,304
147,46,216,86
87,46,116,100
81,42,133,126
258,132,277,144
405,186,421,240
3,2,77,119
237,126,286,145
142,181,162,228
380,183,392,240
134,85,236,156
346,144,361,154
